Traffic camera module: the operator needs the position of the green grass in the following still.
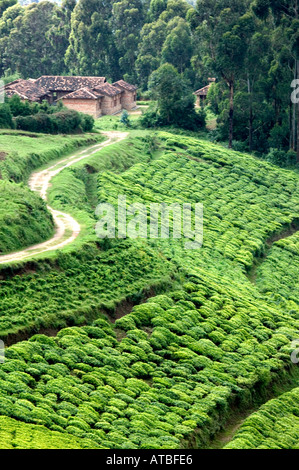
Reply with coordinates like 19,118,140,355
0,136,179,337
93,115,141,132
0,180,54,254
0,130,105,255
0,130,103,183
137,101,153,106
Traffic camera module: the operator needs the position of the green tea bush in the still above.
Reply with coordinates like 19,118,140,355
225,388,299,449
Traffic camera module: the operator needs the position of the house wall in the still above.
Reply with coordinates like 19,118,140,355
120,90,137,110
56,91,71,100
47,91,70,104
195,95,206,107
61,98,102,118
101,95,122,115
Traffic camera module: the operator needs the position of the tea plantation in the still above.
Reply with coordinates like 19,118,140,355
224,388,299,449
0,132,299,448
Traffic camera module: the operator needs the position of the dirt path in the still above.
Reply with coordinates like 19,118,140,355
0,131,128,265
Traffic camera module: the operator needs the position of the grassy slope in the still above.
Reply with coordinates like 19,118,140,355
0,136,178,337
0,180,54,254
0,131,299,448
0,130,103,183
0,130,103,253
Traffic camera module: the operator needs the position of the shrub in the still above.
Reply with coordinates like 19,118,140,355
0,103,14,129
15,109,94,134
120,110,131,127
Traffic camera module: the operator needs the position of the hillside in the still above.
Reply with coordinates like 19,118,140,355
225,388,299,449
0,180,54,254
0,130,103,254
0,132,298,449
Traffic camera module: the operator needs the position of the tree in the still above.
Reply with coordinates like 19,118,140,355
65,0,117,78
0,1,71,78
136,19,168,90
146,63,205,129
253,0,299,160
46,0,76,75
111,0,145,82
159,0,191,22
147,0,167,22
192,0,252,148
161,18,192,73
0,0,16,17
0,103,13,128
0,2,23,76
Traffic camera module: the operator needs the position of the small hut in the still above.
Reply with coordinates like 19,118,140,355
194,78,216,107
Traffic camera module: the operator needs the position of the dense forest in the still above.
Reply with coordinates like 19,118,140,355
0,0,298,158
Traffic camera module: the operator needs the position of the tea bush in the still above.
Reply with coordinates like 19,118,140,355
225,388,299,449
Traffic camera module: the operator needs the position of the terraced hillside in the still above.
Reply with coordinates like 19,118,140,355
0,132,299,449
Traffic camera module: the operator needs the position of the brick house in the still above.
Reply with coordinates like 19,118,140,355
57,87,104,119
194,78,216,107
4,75,137,117
34,76,106,103
112,80,138,110
92,82,123,116
4,79,51,102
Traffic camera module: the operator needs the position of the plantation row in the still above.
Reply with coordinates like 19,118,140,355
0,180,54,254
1,133,299,339
96,133,299,271
0,241,176,337
1,132,299,448
0,416,97,449
0,275,298,449
225,387,299,449
255,231,299,307
0,136,178,338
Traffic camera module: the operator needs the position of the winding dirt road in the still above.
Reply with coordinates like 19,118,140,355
0,131,128,265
